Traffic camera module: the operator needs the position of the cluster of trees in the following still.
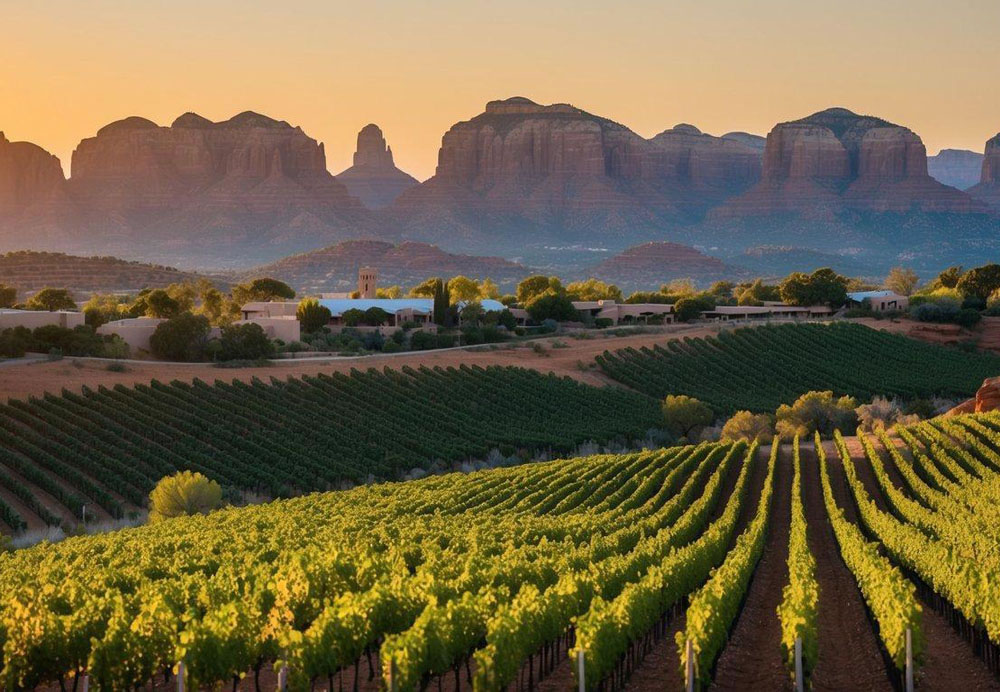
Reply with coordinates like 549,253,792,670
663,390,934,445
81,277,296,328
0,285,78,312
148,316,275,362
884,262,1000,328
0,324,129,359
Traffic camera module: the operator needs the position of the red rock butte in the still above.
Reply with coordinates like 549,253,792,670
712,107,987,220
968,134,1000,209
335,124,418,210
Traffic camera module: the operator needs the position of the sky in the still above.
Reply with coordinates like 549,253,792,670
2,0,998,181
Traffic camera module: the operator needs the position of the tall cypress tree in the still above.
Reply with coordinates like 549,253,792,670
432,278,447,326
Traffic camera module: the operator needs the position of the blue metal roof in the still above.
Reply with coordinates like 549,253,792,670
317,298,506,316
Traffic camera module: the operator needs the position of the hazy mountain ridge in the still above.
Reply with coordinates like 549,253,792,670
0,100,997,275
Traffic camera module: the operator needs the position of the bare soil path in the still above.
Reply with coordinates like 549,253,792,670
623,443,770,692
800,443,891,691
708,443,792,691
832,439,1000,691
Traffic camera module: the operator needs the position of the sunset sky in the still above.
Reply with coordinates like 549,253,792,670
3,0,998,181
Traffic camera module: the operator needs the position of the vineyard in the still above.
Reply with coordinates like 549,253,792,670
0,364,659,532
2,413,1000,690
595,322,1000,413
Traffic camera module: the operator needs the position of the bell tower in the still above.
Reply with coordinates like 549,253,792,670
358,266,377,299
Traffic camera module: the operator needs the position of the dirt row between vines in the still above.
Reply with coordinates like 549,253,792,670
830,438,1000,691
620,441,772,692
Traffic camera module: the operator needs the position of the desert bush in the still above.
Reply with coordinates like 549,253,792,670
776,390,857,438
855,396,920,432
148,471,223,523
720,411,775,443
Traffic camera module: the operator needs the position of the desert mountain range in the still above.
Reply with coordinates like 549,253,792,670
0,98,998,276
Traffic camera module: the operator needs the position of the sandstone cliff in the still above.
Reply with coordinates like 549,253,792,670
649,124,762,209
722,132,766,151
927,148,984,190
248,239,526,292
968,134,1000,209
0,133,77,247
387,97,688,250
66,111,368,260
335,124,418,209
713,108,985,219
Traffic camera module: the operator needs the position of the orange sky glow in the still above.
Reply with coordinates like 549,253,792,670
2,0,998,181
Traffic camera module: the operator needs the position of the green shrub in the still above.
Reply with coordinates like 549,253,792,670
218,323,276,361
955,308,982,328
776,391,857,438
150,313,211,361
148,471,223,523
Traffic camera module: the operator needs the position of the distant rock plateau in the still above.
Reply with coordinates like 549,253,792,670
927,148,984,190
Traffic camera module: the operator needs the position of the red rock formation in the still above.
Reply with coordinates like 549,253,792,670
0,132,78,248
248,239,526,292
649,124,762,208
968,134,1000,209
66,112,367,258
388,97,685,247
721,132,766,151
335,124,418,209
947,374,1000,416
588,241,740,286
0,132,67,209
927,148,984,190
713,108,986,219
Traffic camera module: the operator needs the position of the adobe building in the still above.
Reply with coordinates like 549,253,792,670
242,267,504,334
845,290,909,312
0,309,85,331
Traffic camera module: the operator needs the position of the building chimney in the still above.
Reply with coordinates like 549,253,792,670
358,266,377,299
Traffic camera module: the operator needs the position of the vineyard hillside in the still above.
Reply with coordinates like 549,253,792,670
0,251,223,296
596,322,1000,413
3,413,1000,689
0,364,659,533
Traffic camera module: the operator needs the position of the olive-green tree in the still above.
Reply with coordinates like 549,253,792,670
775,390,857,438
661,395,713,439
720,411,775,443
25,287,76,312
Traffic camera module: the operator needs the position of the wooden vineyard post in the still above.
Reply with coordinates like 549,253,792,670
685,639,695,692
905,628,913,692
277,662,288,691
577,648,585,692
176,661,185,692
794,637,803,692
388,657,398,692
80,674,89,692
